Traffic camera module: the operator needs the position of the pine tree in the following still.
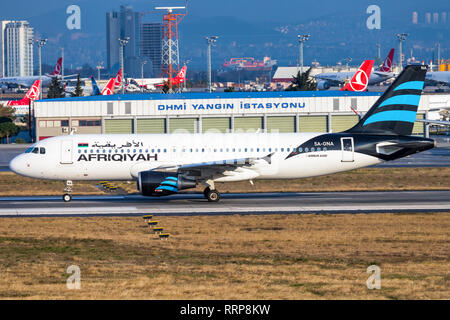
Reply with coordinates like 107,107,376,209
71,74,84,97
47,77,65,99
286,67,317,91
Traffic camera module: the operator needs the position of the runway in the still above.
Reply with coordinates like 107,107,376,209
0,190,449,217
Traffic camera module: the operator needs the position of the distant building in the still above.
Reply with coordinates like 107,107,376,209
106,6,163,79
0,20,12,78
442,12,447,24
2,21,34,77
412,12,418,24
106,12,120,73
425,12,431,24
141,22,163,77
433,12,439,24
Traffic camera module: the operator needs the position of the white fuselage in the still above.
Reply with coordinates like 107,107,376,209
315,71,393,86
9,133,382,182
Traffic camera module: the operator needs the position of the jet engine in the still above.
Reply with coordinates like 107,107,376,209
137,171,196,196
316,80,330,90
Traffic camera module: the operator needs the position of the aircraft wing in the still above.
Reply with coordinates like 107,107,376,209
149,153,274,180
416,119,450,126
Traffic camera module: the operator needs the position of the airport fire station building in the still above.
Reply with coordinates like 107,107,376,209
33,91,445,141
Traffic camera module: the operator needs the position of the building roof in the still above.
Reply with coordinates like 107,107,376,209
38,90,382,103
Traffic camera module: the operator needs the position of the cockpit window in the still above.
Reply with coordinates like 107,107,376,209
39,148,46,154
25,147,33,153
31,147,39,154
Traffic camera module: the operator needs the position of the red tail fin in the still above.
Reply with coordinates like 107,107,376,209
114,68,123,88
50,58,63,76
174,65,187,84
378,48,394,72
101,78,116,95
340,60,374,92
25,80,41,100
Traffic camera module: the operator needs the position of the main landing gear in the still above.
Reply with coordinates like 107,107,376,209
202,180,220,202
63,180,73,202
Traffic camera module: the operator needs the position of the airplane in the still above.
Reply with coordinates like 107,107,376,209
425,71,450,87
85,68,123,96
0,58,63,89
9,65,435,203
340,60,374,92
0,80,41,115
155,65,187,88
315,48,395,90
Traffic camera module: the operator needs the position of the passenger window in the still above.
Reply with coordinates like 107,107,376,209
298,148,303,153
311,147,315,152
281,148,284,152
39,148,45,154
164,149,167,153
305,147,309,152
323,147,327,152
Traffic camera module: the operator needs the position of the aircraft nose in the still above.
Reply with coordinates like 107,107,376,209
9,154,27,176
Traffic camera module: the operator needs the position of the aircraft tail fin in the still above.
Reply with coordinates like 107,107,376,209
90,76,101,96
378,48,395,72
340,60,374,92
49,58,63,76
24,80,41,100
114,68,123,88
174,65,187,83
101,78,115,95
346,65,427,136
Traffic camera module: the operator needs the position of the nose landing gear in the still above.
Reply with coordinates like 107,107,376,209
63,180,73,202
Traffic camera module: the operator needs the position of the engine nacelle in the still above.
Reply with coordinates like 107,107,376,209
316,80,330,90
137,171,196,196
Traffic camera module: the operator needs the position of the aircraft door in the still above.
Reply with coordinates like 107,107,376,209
60,140,73,164
341,137,354,162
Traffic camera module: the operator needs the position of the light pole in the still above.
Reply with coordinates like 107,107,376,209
141,60,147,93
396,33,408,71
436,42,441,71
33,39,47,100
60,47,64,79
206,36,218,93
376,43,381,61
118,37,130,94
96,61,104,80
297,34,310,74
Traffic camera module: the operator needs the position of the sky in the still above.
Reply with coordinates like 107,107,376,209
0,0,448,69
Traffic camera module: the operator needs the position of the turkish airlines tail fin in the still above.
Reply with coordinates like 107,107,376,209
340,60,374,92
101,78,115,95
378,48,394,72
114,68,123,88
49,58,63,76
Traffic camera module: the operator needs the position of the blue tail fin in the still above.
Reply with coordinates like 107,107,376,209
347,65,427,136
90,76,101,96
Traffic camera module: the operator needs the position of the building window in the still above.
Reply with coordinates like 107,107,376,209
107,102,113,114
61,120,69,127
351,98,357,110
125,102,131,114
333,98,340,111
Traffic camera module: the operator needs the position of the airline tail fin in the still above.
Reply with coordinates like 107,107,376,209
378,48,395,72
90,76,101,96
114,68,123,88
174,65,187,83
25,80,41,100
49,57,63,76
340,60,374,92
101,78,115,95
346,65,427,136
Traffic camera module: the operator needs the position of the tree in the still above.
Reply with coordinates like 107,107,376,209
47,77,65,99
71,74,84,97
285,67,317,91
0,122,19,144
0,104,16,120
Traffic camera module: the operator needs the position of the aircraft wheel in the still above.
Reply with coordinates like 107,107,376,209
63,194,72,202
206,189,220,202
